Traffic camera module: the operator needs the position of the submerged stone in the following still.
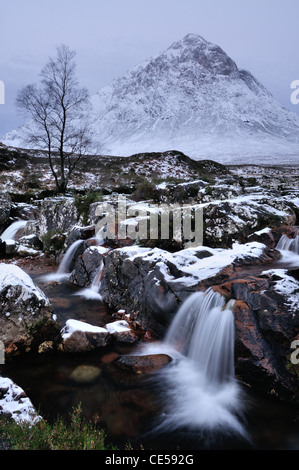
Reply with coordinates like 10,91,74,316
69,365,101,383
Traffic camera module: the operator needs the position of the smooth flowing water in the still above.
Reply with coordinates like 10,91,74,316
164,289,235,384
57,239,83,275
277,234,299,254
74,260,104,300
0,220,28,241
137,289,247,444
2,252,299,449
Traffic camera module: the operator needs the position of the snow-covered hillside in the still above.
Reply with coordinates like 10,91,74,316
2,34,299,164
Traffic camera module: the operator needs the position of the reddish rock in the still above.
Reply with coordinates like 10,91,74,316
114,354,172,374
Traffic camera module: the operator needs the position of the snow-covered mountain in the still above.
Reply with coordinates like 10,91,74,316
3,34,299,164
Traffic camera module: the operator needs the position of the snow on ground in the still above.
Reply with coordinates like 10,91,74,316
262,268,299,314
61,318,132,339
105,320,130,334
0,263,50,304
118,241,265,287
61,319,108,339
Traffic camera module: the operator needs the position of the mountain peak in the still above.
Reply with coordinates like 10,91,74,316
161,33,238,77
175,33,208,46
3,34,299,164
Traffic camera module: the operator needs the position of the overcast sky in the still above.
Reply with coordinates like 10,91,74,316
0,0,298,138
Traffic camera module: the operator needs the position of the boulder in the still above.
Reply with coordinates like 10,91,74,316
0,263,60,358
18,234,43,251
105,320,139,344
37,196,79,237
59,319,110,353
113,354,172,374
215,268,299,401
65,225,96,246
203,197,296,248
69,245,109,287
0,376,41,423
0,193,12,233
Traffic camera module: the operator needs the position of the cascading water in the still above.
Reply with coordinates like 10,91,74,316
57,239,83,275
277,235,299,254
143,289,248,443
164,288,235,385
276,234,299,267
41,239,84,282
0,220,27,241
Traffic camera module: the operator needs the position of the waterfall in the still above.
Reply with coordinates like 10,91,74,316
74,260,104,300
57,239,83,275
276,234,299,267
0,220,27,241
276,234,299,255
164,289,235,384
143,289,247,440
41,239,84,282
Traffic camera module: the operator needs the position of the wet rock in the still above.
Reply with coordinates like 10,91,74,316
105,320,139,344
59,319,110,353
38,341,54,354
0,193,12,233
69,365,101,384
69,245,109,287
216,271,299,401
66,225,96,246
0,263,60,358
100,242,276,338
114,354,172,374
2,240,17,255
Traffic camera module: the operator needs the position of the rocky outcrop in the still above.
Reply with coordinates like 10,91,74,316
202,197,296,248
0,193,12,234
0,376,41,423
0,264,60,358
37,197,79,237
69,245,109,287
215,268,299,401
100,242,278,337
97,231,298,401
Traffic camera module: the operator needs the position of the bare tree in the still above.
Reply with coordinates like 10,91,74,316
16,45,92,193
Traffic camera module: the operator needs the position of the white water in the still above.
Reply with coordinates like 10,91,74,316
0,220,27,241
141,289,247,439
276,234,299,267
57,239,83,275
41,239,84,282
74,260,104,300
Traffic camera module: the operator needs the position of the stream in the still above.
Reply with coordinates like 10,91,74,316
1,252,299,450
